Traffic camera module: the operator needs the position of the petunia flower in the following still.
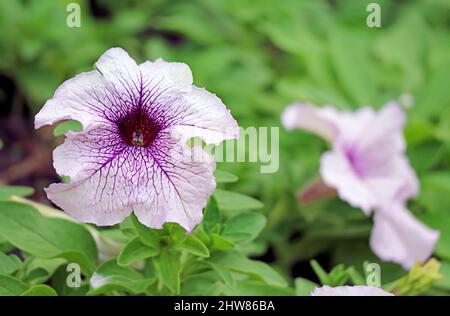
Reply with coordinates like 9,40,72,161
281,102,439,269
35,47,239,231
311,285,394,296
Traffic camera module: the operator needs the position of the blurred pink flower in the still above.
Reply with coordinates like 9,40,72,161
311,285,394,296
282,102,439,269
35,47,239,231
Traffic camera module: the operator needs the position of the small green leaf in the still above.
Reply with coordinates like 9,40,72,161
53,120,83,136
202,261,235,288
295,277,318,296
23,257,66,285
178,234,209,258
154,249,182,294
209,251,287,287
88,260,154,295
0,186,34,199
214,169,238,183
310,260,331,285
117,237,159,267
0,274,27,296
0,253,22,275
203,197,220,232
21,284,57,296
211,233,235,250
222,212,266,243
130,214,160,248
213,189,263,211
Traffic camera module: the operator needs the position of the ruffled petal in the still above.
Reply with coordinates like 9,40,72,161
46,129,215,231
35,71,111,129
352,102,406,171
35,47,143,130
320,150,376,213
363,155,419,203
170,87,239,145
311,285,394,296
139,60,239,145
95,47,140,93
133,145,216,231
370,204,439,269
281,103,337,142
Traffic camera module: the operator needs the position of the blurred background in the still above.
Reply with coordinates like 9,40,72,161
1,0,449,292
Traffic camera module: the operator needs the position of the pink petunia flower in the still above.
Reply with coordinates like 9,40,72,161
35,47,239,231
282,102,439,269
311,285,394,296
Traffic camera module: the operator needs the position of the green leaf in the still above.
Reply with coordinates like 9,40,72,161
419,212,450,260
88,260,154,295
222,212,266,243
21,284,57,296
154,249,182,294
435,260,450,291
418,172,450,214
130,214,160,248
213,189,264,211
181,271,223,296
178,234,209,258
0,185,34,199
117,237,159,267
53,120,83,136
210,233,235,250
329,28,375,106
310,260,331,285
295,277,317,296
0,201,98,275
209,251,287,287
0,253,22,275
202,261,235,288
214,169,238,183
203,197,220,232
22,257,67,285
0,274,27,296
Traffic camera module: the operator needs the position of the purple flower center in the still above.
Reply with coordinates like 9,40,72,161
117,108,160,147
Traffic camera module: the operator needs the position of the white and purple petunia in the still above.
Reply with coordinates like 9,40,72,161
311,285,394,296
281,102,439,269
35,47,239,231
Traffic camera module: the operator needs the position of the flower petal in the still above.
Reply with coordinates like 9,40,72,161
363,155,419,203
95,47,140,92
133,144,216,231
36,48,144,130
352,102,406,170
139,60,239,145
170,87,239,145
320,149,376,213
281,103,337,142
311,285,394,296
370,204,439,269
46,129,215,231
35,71,110,129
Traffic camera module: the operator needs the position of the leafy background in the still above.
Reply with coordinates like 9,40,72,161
0,0,449,295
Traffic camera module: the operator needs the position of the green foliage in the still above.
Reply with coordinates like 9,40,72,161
0,0,449,296
0,201,98,275
53,120,83,136
0,186,34,199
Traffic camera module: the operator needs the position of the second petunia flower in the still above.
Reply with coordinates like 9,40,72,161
282,102,439,269
35,48,239,231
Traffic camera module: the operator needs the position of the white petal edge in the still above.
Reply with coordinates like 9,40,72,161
311,285,394,296
281,103,337,142
370,204,439,269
